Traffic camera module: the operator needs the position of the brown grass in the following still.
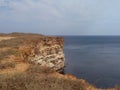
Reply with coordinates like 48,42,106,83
0,62,15,69
0,48,18,61
0,37,25,48
0,63,30,75
0,65,96,90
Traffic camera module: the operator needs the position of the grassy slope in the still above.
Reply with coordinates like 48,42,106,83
0,65,97,90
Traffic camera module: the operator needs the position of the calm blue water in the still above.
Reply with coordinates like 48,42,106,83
63,36,120,88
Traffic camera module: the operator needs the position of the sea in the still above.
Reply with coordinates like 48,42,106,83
63,36,120,88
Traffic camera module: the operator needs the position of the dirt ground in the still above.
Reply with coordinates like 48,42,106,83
0,37,14,41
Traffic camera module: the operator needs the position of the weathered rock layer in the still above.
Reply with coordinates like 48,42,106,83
30,38,65,71
19,35,65,71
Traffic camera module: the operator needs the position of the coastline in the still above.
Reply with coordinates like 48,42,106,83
0,33,119,90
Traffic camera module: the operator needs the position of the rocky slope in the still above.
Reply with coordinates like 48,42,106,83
20,36,65,71
0,33,65,71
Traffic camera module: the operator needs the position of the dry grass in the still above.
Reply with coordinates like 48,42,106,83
0,65,96,90
27,64,55,74
0,37,25,48
0,48,18,61
0,63,30,75
0,33,43,49
0,62,15,69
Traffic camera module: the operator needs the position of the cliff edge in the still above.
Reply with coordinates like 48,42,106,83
0,33,65,72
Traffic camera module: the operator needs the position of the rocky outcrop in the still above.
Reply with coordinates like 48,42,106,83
19,36,65,71
0,33,65,72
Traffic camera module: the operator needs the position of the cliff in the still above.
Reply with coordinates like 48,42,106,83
20,36,65,71
0,33,65,72
0,33,117,90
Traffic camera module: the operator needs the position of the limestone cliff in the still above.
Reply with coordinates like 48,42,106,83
0,33,65,71
10,33,65,71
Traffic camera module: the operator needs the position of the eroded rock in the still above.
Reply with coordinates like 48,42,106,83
20,36,65,71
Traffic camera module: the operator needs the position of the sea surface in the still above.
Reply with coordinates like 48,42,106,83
63,36,120,88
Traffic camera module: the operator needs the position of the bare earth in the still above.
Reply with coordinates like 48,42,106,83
0,37,14,41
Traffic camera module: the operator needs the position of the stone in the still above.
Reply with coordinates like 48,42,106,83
27,36,65,71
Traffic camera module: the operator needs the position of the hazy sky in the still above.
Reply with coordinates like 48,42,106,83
0,0,120,35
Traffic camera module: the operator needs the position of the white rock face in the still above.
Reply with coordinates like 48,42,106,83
30,45,65,71
28,37,65,71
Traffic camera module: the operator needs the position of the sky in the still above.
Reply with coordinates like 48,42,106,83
0,0,120,35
